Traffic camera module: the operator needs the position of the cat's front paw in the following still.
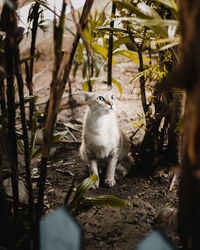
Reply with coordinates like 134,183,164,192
105,178,116,187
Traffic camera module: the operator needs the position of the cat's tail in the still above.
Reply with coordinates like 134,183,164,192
115,154,133,180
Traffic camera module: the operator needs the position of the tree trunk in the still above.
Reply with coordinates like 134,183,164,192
178,1,200,249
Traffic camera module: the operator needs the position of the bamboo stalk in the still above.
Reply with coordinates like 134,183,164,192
128,30,148,115
0,178,10,249
36,0,94,220
15,47,35,226
36,0,67,221
28,2,40,129
62,0,94,85
0,78,7,128
107,2,116,86
4,2,19,217
68,0,94,91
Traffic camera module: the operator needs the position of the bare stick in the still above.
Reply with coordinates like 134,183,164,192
4,2,19,217
107,2,116,86
36,0,94,220
28,2,40,128
15,47,35,227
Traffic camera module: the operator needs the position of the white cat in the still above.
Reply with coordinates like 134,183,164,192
80,87,131,188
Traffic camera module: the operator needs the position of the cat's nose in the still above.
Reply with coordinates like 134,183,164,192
105,100,113,109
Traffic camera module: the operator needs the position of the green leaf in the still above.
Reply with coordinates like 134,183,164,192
96,26,130,35
17,138,25,152
113,49,139,63
64,176,76,206
89,10,95,30
82,80,95,92
32,147,42,159
64,26,75,37
52,131,69,144
83,28,94,45
154,0,178,12
114,49,149,64
113,0,148,19
16,95,38,108
158,41,179,51
91,44,114,63
173,116,184,133
113,36,131,51
30,113,38,158
137,2,162,19
155,36,180,45
130,68,151,84
82,60,88,79
79,195,132,208
112,78,122,95
73,61,80,78
113,1,171,38
113,17,178,27
20,52,41,64
69,175,98,210
77,43,84,64
96,8,106,27
93,8,98,24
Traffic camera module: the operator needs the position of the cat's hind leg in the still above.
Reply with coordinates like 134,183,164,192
115,155,132,180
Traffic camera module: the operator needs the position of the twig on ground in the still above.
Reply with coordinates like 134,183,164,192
68,129,78,141
55,169,74,176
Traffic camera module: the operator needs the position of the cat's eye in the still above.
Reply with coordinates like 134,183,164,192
111,95,115,100
97,96,105,102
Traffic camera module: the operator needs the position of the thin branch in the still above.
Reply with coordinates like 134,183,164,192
28,2,40,129
36,0,96,221
62,0,95,86
15,47,35,227
54,1,67,70
107,2,116,86
129,29,148,115
68,0,93,60
36,0,94,221
4,2,19,217
0,78,7,128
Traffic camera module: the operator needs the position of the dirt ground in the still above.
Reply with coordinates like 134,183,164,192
22,39,180,250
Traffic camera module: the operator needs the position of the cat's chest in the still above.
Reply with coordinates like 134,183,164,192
85,114,120,158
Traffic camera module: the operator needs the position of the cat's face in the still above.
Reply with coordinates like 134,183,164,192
83,89,116,114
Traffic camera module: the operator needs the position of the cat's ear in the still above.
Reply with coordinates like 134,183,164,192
80,91,93,102
73,91,93,104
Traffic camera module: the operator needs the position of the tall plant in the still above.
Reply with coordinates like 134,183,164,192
110,0,182,174
36,0,95,221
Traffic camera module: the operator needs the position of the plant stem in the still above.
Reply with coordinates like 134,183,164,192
36,0,67,222
107,2,116,86
62,0,94,85
129,30,148,116
15,47,35,227
4,2,19,217
0,78,7,128
36,0,94,220
0,177,10,249
28,2,40,129
138,49,148,115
